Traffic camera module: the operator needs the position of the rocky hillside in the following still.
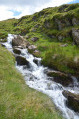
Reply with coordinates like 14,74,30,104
0,3,79,76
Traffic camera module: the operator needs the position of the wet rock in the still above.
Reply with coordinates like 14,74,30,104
12,35,29,48
13,46,23,49
33,58,38,65
13,48,21,55
72,28,79,46
31,37,39,42
63,90,79,113
15,55,29,66
47,71,73,86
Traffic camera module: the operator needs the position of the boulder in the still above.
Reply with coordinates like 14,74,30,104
15,55,29,66
63,90,79,113
12,35,29,48
28,45,37,50
13,48,21,55
72,28,79,46
31,37,39,42
47,71,73,86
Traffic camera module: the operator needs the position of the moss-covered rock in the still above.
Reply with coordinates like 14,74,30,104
47,71,73,86
63,90,79,113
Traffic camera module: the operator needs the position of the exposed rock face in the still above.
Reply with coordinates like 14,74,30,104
72,28,79,46
13,48,21,55
47,71,73,86
55,18,72,30
12,35,29,48
72,18,79,26
63,90,79,113
15,55,29,66
31,37,39,42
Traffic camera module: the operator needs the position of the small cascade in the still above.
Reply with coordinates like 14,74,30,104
2,34,79,119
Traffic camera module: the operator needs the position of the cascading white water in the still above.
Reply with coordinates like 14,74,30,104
2,34,79,119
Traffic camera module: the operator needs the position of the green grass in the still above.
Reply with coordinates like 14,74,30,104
0,3,79,75
42,42,79,75
0,45,63,119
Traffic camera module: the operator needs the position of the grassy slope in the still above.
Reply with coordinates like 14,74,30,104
0,45,63,119
0,4,79,75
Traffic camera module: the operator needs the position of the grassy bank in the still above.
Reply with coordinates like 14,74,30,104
0,45,63,119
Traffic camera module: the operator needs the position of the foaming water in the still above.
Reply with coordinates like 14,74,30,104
2,34,79,119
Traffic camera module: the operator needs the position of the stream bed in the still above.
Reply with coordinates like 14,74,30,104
2,34,79,119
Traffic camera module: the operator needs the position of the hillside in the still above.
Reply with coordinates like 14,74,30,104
0,3,79,76
0,3,79,119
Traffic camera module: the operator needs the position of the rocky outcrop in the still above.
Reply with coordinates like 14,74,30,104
13,48,21,55
15,55,29,66
12,35,29,48
31,37,39,42
72,18,79,26
63,90,79,113
55,18,72,30
72,28,79,46
47,71,73,86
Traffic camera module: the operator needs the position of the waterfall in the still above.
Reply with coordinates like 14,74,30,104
2,34,79,119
